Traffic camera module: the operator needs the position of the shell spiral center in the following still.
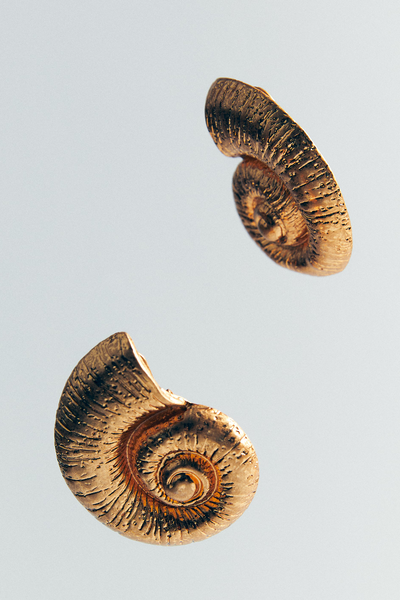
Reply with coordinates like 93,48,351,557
157,452,216,505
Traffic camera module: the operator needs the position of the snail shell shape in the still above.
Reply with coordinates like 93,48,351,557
54,332,259,545
205,78,352,276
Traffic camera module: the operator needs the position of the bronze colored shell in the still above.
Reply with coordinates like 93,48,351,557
205,78,352,276
54,332,259,545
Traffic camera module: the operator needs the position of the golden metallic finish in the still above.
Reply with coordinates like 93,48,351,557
205,78,352,276
54,332,259,545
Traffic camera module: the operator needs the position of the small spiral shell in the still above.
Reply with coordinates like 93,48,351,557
54,332,259,545
205,78,352,276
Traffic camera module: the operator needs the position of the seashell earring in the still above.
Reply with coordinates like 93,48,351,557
205,78,352,276
55,332,259,545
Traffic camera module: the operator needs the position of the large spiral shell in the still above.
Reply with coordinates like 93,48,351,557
205,78,352,276
54,332,259,545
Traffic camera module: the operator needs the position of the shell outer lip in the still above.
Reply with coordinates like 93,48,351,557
205,77,352,276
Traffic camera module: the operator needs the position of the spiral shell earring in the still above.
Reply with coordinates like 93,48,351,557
205,78,352,276
55,332,259,545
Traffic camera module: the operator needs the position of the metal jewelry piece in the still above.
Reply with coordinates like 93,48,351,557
55,332,259,545
205,78,352,275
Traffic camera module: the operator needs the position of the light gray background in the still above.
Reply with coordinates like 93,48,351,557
1,1,400,599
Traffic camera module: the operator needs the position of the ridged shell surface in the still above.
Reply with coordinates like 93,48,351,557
55,332,259,545
205,78,352,276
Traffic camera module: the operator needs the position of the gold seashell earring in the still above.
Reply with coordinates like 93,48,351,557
55,332,259,545
205,78,352,276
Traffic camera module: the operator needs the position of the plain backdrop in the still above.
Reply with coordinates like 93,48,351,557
1,1,400,599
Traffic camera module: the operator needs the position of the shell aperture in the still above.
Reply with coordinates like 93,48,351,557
205,78,352,276
54,332,259,545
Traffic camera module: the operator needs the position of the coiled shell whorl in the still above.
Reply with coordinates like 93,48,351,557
205,78,352,276
54,332,259,545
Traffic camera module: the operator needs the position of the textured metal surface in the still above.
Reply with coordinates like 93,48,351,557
205,78,352,276
55,332,259,545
